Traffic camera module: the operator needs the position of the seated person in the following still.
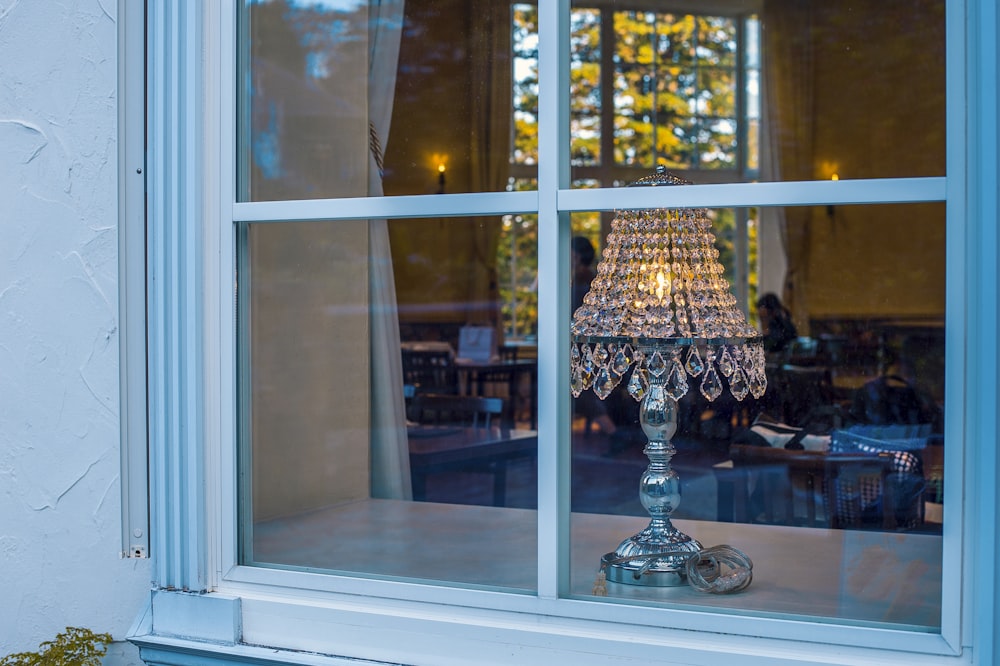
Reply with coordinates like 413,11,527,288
756,293,798,355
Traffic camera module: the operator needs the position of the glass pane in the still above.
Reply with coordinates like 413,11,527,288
513,4,539,171
240,216,538,592
239,0,522,201
756,1,945,181
610,10,741,173
568,203,944,630
571,9,602,167
564,2,944,183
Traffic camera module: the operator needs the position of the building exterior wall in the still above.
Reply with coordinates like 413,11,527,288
0,1,149,662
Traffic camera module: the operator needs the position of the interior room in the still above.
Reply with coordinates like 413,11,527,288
239,0,945,629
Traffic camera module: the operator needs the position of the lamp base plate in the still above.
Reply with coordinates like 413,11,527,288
601,552,689,587
601,553,687,587
600,525,702,587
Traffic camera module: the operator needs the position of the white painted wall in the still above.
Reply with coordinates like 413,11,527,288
0,1,149,662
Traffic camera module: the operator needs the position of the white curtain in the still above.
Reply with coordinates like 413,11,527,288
367,0,411,499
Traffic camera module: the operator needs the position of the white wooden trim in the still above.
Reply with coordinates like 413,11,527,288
233,191,539,223
535,0,573,603
965,0,1000,661
147,0,210,592
118,0,149,560
217,0,239,591
943,0,970,655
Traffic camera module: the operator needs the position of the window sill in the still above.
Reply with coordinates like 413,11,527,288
193,498,959,661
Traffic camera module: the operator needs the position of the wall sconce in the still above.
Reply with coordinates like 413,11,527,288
817,161,840,218
827,173,839,218
431,153,448,194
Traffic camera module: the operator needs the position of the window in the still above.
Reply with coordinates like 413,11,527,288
136,1,1000,664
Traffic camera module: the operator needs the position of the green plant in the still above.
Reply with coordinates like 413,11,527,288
1,627,112,666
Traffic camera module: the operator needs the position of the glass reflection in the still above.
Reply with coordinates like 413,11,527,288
240,0,518,201
240,218,538,592
570,203,944,629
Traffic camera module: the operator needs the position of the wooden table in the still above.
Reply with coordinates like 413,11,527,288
407,425,537,505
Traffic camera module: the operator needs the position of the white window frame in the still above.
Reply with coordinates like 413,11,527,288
133,1,1000,664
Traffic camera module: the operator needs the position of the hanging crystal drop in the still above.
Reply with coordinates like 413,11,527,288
749,367,767,399
700,365,723,401
571,365,586,397
594,343,609,366
666,360,689,400
684,345,705,376
730,367,750,401
611,345,632,375
627,366,648,401
571,343,581,365
647,350,668,377
593,366,616,400
582,344,595,374
718,346,735,377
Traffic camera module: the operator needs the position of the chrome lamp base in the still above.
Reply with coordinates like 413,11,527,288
601,520,702,587
602,381,701,587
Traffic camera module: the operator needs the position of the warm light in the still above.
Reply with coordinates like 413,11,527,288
430,152,449,172
818,160,840,181
655,268,668,301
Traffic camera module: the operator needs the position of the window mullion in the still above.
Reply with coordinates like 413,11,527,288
536,0,572,600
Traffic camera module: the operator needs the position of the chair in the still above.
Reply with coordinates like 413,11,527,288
401,348,458,394
773,364,835,426
822,452,898,529
409,393,505,430
728,444,897,529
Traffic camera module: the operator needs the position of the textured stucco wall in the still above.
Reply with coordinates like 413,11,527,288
0,1,149,661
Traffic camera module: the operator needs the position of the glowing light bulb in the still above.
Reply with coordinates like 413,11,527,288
655,269,667,300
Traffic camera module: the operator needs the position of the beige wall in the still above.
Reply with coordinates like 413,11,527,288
804,0,946,323
250,223,371,522
383,0,504,330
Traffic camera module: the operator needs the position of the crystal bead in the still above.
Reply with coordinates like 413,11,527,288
684,346,705,376
647,350,668,377
582,345,595,374
718,347,735,376
593,366,616,400
749,368,767,399
571,366,586,397
627,366,648,401
730,367,749,401
700,366,723,401
666,361,689,400
612,346,632,375
594,343,609,365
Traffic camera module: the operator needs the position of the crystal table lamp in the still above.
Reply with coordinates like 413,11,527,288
571,166,767,587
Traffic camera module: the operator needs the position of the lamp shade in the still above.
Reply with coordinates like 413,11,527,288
570,167,767,404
